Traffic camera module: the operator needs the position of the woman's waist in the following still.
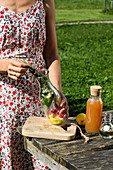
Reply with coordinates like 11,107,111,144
0,51,45,65
0,50,41,58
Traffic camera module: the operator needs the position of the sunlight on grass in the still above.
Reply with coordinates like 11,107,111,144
55,9,113,23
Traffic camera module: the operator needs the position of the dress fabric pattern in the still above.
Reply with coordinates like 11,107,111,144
0,1,50,169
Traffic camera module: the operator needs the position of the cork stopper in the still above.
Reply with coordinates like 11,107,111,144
90,85,102,96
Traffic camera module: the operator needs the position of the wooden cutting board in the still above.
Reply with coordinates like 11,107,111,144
22,116,77,140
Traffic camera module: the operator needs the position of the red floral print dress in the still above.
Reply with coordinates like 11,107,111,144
0,1,50,169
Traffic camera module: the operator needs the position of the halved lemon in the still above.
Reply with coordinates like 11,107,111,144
49,113,64,125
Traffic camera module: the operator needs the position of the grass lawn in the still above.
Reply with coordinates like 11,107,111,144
55,9,113,23
55,0,113,23
56,23,113,116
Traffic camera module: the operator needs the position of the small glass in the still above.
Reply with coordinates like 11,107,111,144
99,112,113,139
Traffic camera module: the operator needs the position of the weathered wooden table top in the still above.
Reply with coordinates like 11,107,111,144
21,110,113,170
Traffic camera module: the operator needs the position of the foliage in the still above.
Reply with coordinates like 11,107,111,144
103,8,113,15
56,24,113,116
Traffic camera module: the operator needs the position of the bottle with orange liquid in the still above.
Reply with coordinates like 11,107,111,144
85,86,103,134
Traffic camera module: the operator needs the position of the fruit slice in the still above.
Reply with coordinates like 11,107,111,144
49,112,64,125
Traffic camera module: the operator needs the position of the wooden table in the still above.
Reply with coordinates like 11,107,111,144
19,110,113,170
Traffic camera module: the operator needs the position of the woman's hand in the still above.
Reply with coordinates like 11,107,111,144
7,59,29,80
59,92,69,119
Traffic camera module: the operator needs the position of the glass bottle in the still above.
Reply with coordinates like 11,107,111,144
99,113,113,139
17,59,66,125
85,85,103,134
36,69,66,125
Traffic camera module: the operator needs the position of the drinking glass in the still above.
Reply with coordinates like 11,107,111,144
99,112,113,139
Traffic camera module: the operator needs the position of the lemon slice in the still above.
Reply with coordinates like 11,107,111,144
49,113,64,125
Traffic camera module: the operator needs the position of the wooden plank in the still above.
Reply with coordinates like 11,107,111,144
32,138,63,151
33,136,113,155
24,138,69,170
32,136,113,168
102,110,113,114
62,149,113,170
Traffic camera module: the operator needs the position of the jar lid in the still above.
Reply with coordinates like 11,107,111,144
90,85,102,96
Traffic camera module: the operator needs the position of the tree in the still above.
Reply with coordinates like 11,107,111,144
104,0,106,9
111,0,113,8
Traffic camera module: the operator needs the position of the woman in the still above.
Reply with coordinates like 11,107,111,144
0,0,69,169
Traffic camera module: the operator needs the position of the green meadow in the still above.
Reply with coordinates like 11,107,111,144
55,0,113,23
55,0,113,116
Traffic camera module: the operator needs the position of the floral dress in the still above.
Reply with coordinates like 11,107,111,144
0,0,50,169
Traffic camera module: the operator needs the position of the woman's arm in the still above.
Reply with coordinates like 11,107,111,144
43,0,62,91
43,0,69,118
